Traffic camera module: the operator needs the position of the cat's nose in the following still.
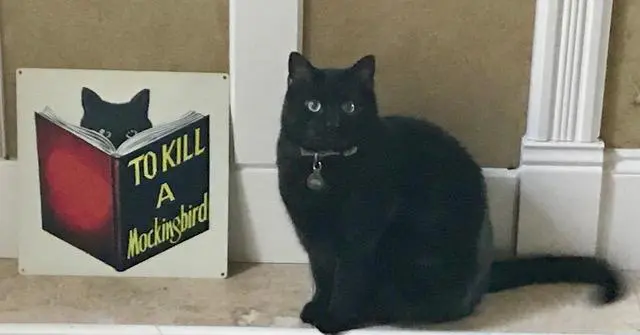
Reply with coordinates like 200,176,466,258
325,114,340,129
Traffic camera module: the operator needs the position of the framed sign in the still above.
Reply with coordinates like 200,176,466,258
16,68,229,278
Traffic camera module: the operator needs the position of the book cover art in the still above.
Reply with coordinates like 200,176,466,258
34,87,211,272
115,116,210,271
17,68,228,279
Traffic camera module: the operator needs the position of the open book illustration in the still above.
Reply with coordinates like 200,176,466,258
37,106,207,157
34,106,211,272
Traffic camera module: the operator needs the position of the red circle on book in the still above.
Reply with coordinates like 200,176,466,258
44,147,112,232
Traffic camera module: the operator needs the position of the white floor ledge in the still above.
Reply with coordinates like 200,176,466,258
0,323,571,335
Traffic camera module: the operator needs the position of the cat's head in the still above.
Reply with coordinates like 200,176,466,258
80,87,153,148
281,52,379,152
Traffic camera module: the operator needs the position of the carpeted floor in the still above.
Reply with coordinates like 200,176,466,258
1,259,639,333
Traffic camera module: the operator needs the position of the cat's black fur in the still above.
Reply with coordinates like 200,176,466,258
80,87,153,148
276,52,625,334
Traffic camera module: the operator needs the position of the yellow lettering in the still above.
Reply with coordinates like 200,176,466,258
127,228,141,259
176,136,182,165
197,192,209,222
161,139,177,172
127,155,145,186
142,152,157,180
127,152,157,186
139,233,149,252
194,127,205,156
170,219,182,244
126,192,211,259
155,182,176,209
182,134,194,162
144,126,208,178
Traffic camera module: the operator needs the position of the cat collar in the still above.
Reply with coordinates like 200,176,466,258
298,146,358,158
298,146,358,191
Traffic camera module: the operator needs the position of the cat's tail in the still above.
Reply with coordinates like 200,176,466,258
488,255,625,304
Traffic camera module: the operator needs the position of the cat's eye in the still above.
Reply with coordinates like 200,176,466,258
99,129,112,138
342,101,356,114
126,129,138,139
305,100,322,113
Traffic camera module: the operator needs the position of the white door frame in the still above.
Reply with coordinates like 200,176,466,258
517,0,613,256
229,0,304,166
0,0,616,264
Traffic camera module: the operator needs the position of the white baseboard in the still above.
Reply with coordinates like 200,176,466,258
229,166,306,263
229,167,519,263
516,140,604,256
514,146,640,271
0,159,17,258
600,149,640,271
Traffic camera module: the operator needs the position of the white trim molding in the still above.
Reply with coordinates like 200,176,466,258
230,168,519,263
600,149,640,271
517,0,613,256
0,160,18,258
229,0,303,166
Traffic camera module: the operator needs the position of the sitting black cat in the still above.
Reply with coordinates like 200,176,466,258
80,87,153,148
276,52,624,334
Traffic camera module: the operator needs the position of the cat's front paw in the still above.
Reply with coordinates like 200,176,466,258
300,300,324,325
313,313,357,335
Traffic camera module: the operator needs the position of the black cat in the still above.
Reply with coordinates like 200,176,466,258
276,52,624,334
80,87,153,148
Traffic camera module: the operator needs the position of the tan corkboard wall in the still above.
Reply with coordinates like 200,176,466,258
603,0,640,148
0,0,229,158
304,0,535,167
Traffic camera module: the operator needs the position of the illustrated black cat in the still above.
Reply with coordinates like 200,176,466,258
80,87,153,148
276,52,624,334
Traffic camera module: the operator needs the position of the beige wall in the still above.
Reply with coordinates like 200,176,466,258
0,0,229,158
0,1,535,166
304,0,535,168
603,0,640,148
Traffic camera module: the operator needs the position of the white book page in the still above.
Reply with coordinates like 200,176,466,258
115,111,204,156
38,106,116,154
37,107,204,157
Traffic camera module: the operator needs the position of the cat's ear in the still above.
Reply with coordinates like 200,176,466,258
130,89,150,115
288,51,314,85
350,55,376,88
81,87,102,107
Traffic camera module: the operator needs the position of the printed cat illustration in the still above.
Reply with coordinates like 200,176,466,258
80,87,153,148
